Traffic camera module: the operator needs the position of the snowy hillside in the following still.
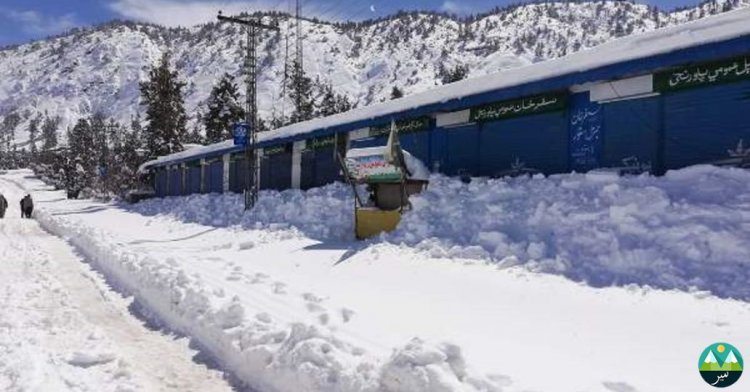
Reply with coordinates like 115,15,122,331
0,0,748,144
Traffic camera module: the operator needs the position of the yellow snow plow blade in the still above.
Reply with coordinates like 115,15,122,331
355,208,401,240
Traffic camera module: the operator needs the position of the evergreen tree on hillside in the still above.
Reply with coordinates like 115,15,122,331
66,118,96,191
0,112,21,168
318,85,338,118
316,83,353,118
390,86,404,100
27,115,41,155
41,114,60,151
203,73,244,144
438,63,469,85
288,61,315,124
90,113,109,175
140,53,188,159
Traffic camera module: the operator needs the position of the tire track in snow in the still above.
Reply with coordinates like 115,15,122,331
0,177,236,392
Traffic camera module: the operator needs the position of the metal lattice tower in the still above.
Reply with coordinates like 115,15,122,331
294,0,303,117
217,11,279,210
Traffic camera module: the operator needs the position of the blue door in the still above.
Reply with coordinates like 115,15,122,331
260,151,293,191
399,130,430,166
314,147,340,187
601,96,660,173
479,111,568,177
207,161,223,193
156,170,168,197
431,124,480,176
186,166,201,195
169,169,182,196
229,158,246,193
664,80,750,169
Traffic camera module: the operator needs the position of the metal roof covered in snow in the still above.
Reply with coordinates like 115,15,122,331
141,7,750,171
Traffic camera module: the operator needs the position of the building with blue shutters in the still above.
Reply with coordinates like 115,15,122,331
140,8,750,197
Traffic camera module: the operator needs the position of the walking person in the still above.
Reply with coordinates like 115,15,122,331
0,193,7,219
20,194,33,219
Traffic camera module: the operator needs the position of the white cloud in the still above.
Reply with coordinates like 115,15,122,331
0,8,78,36
108,0,282,27
439,0,473,15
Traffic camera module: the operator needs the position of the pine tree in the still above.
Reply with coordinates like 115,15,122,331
41,114,60,151
318,85,338,117
140,52,188,159
439,63,469,85
66,118,96,192
203,73,244,144
390,86,404,100
27,115,41,155
288,60,315,124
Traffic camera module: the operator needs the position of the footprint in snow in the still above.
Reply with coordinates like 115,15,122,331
341,308,355,323
302,293,322,303
251,273,269,284
272,282,287,295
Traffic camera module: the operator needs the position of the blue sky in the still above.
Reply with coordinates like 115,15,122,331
0,0,706,47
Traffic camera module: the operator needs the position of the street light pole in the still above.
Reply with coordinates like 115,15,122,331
217,11,279,210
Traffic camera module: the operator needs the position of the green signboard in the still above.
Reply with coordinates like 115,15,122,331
369,116,431,138
655,54,750,92
306,135,336,150
263,143,291,156
469,92,568,122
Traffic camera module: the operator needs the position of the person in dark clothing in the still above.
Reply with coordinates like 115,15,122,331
0,193,7,219
20,194,33,219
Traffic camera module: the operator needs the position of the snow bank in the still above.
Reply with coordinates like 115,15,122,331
23,178,500,392
128,183,355,241
388,165,750,300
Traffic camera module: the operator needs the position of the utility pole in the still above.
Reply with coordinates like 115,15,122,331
294,0,304,118
217,11,279,210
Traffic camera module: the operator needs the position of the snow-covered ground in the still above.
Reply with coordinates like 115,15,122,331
2,167,750,392
0,176,233,391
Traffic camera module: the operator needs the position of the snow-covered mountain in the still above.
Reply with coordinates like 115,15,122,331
0,0,748,145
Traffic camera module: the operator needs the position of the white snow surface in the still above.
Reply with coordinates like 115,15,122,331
0,177,233,392
141,7,750,170
3,166,750,392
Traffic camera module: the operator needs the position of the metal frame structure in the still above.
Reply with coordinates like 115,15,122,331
217,11,279,210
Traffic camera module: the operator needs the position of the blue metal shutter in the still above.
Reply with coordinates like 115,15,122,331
230,158,246,193
601,96,660,173
186,166,201,195
156,170,168,197
314,147,340,187
300,150,316,190
399,131,430,165
260,152,293,191
479,111,568,177
431,125,480,176
207,161,223,193
664,80,750,169
169,169,182,196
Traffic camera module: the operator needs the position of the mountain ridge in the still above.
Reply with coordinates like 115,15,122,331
0,0,748,146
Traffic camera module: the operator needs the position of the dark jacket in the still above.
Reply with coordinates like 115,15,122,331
0,194,7,216
21,195,33,210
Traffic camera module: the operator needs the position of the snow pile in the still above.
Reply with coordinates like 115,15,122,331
388,165,750,300
25,181,501,392
128,183,354,241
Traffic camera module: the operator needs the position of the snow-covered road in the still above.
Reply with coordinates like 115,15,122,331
0,177,234,392
3,168,750,392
